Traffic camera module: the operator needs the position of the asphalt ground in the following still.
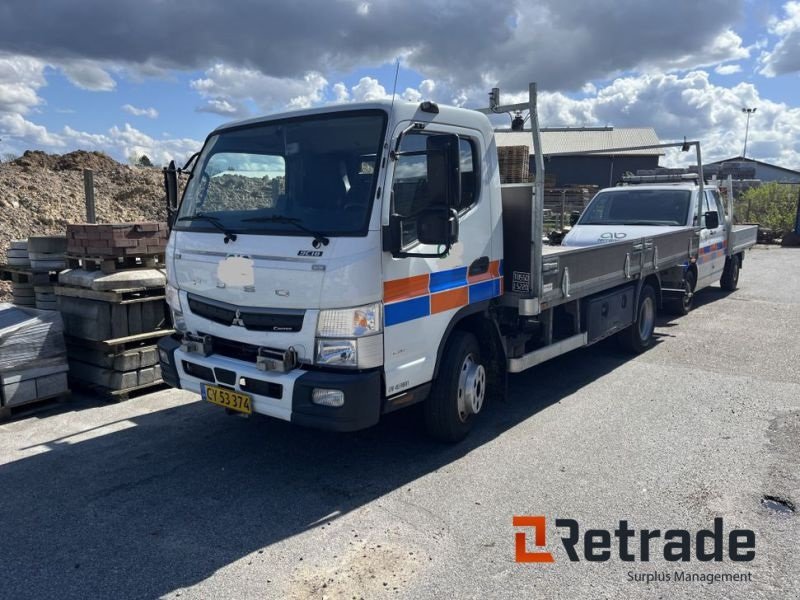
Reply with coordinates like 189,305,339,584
0,246,797,599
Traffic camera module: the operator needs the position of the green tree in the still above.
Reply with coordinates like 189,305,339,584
137,154,154,167
735,183,798,236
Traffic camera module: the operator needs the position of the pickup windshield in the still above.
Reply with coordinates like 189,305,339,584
579,189,691,226
176,110,386,237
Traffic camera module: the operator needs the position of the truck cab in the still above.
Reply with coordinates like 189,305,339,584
158,101,503,435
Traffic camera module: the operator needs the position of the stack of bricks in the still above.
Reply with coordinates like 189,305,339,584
56,222,171,400
66,223,167,258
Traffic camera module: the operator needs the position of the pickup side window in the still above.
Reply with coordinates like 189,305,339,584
392,132,478,247
701,191,720,229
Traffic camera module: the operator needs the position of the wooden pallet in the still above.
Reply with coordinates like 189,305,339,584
54,284,165,304
1,266,60,285
69,377,167,402
65,330,172,353
0,391,71,421
65,254,165,274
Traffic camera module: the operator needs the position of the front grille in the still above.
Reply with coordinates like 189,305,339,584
240,377,283,399
206,335,260,363
182,360,215,382
188,296,235,326
187,294,304,332
214,367,237,385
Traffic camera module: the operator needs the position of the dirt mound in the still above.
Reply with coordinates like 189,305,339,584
0,151,167,280
12,149,121,172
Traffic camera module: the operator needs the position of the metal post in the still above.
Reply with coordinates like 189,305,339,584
795,186,800,235
560,189,566,230
529,82,545,300
83,169,96,223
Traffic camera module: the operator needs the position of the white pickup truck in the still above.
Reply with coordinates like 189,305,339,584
561,181,758,314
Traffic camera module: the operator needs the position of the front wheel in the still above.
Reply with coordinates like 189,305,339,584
424,331,486,442
619,285,657,354
664,270,696,316
720,255,740,291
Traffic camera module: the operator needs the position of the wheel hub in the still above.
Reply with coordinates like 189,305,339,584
638,296,655,340
457,353,486,421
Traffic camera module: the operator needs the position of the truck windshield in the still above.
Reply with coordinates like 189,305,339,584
176,110,387,237
579,189,691,226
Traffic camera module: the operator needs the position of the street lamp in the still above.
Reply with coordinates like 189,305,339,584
741,107,756,158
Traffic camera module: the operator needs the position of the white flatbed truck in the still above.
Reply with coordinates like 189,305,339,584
159,83,704,441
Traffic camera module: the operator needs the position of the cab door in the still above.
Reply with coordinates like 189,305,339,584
697,190,726,286
381,123,496,397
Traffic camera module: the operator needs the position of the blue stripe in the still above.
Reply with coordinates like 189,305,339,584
498,259,504,276
385,295,430,326
429,267,467,293
469,279,500,303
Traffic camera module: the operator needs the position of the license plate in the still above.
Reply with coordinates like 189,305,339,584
203,384,252,414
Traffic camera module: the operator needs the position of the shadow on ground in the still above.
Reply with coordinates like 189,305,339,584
0,334,652,599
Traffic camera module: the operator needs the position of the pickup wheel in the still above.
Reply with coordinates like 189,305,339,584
619,285,657,354
720,255,740,291
424,331,485,442
664,270,696,316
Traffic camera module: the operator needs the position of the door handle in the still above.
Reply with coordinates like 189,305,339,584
468,256,489,276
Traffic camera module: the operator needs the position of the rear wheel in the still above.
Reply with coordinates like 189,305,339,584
424,331,486,442
720,255,740,291
619,285,657,354
664,270,696,316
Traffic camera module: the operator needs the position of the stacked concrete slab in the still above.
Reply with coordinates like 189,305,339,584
1,237,64,310
57,222,172,400
0,303,70,418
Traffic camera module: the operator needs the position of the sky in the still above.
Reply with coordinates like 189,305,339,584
0,0,799,169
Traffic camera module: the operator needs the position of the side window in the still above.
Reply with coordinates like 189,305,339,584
392,132,478,248
711,191,726,221
700,192,714,228
392,132,431,247
457,138,479,213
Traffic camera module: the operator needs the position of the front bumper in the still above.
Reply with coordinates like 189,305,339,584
157,335,382,432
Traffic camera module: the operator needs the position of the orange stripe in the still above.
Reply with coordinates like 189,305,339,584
430,287,468,314
489,259,501,278
384,274,430,303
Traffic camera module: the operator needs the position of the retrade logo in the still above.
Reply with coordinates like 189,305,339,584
513,517,755,563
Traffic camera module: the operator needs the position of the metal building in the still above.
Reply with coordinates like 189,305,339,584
495,127,662,188
703,157,800,184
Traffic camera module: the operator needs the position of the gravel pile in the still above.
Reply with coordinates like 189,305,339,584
0,150,168,300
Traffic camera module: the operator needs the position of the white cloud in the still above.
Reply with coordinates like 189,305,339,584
332,82,350,103
57,60,116,91
760,1,800,76
122,104,158,119
0,113,64,147
715,64,742,75
0,54,47,115
191,64,328,116
350,76,390,102
642,29,749,72
528,71,800,167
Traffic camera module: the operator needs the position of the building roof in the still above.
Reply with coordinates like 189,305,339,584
495,127,663,156
704,156,800,177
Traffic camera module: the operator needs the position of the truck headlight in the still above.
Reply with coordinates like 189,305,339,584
316,303,382,338
315,335,383,369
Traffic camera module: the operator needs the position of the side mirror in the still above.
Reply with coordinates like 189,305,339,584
163,160,179,229
570,211,581,227
418,208,459,246
704,210,719,230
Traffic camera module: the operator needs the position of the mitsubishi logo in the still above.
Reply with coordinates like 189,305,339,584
231,309,245,327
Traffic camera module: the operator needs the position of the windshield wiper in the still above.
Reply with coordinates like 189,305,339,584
176,214,238,243
242,215,330,248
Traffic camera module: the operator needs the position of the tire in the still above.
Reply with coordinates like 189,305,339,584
720,255,740,291
424,330,487,442
619,285,657,354
664,269,696,316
